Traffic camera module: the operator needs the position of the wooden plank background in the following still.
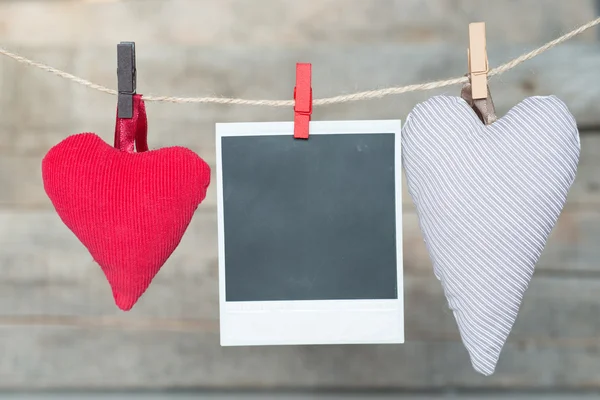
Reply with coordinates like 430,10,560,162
0,0,600,391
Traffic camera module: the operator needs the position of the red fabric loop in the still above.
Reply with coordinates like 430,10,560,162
114,94,149,153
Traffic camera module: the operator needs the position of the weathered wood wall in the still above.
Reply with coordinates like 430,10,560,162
1,0,600,390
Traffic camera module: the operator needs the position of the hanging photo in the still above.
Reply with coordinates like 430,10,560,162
216,120,404,346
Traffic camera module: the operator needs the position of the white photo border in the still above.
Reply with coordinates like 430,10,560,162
216,120,404,346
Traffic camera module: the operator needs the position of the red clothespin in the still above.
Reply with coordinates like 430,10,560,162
293,63,312,139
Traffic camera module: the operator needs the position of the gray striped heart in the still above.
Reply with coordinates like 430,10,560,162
402,95,580,375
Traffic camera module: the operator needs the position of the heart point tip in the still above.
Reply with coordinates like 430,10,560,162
113,294,141,311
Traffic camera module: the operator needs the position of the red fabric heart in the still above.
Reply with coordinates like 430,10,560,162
42,95,211,311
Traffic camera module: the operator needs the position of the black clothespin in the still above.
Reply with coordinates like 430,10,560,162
117,42,136,119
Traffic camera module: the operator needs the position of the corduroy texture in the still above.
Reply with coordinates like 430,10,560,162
402,95,579,375
42,97,211,311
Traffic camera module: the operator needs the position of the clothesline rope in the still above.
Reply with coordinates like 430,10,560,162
0,17,599,107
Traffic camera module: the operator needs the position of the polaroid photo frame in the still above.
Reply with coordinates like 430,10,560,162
216,120,403,346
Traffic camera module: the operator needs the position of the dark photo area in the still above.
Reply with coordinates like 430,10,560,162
221,133,398,302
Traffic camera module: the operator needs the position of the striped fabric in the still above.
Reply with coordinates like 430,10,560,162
401,95,580,375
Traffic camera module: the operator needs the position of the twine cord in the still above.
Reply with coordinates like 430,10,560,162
0,17,598,106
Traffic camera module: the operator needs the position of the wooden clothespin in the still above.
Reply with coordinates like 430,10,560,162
467,22,488,100
293,63,312,140
117,42,136,119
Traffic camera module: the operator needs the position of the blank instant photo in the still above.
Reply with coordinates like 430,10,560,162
216,120,403,346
